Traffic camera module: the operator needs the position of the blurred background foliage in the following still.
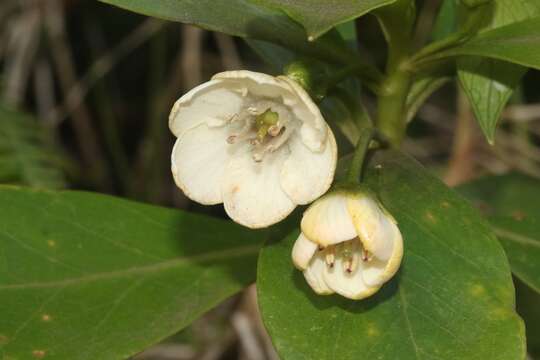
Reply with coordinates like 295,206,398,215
1,0,540,359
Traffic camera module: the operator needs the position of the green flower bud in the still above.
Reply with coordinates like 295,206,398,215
283,59,328,102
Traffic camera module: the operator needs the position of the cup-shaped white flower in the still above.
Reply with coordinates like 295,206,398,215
292,191,403,300
169,70,337,229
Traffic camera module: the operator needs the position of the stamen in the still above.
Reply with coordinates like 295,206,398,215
226,116,254,144
268,124,283,137
361,248,372,262
348,253,359,273
325,248,335,268
341,241,357,273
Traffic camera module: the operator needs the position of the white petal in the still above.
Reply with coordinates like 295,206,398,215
347,195,404,286
347,195,395,260
322,242,380,300
362,258,393,287
281,126,337,205
213,71,293,99
222,147,295,229
301,193,357,247
171,124,234,205
214,72,328,152
365,219,403,286
303,250,333,295
292,232,318,270
278,75,327,152
169,79,244,138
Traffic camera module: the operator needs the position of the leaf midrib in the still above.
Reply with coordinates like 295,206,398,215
493,227,540,248
0,244,260,290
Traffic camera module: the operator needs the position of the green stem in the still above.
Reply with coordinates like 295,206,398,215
377,70,412,145
373,0,416,146
346,127,375,184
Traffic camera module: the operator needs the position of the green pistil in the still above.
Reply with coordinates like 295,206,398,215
255,109,279,141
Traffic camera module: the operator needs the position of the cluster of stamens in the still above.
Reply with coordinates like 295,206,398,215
321,239,372,274
226,101,295,162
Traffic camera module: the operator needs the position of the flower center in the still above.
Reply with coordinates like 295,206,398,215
322,239,372,274
225,100,296,162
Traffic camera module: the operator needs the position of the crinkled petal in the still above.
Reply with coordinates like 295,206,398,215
362,258,394,287
347,195,404,286
303,250,333,295
322,242,380,300
301,193,357,247
222,146,295,229
169,79,244,138
292,232,318,270
213,71,294,99
214,72,328,153
171,124,235,205
280,126,337,205
278,76,327,151
347,195,396,260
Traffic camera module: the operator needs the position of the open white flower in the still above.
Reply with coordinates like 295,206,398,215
169,70,337,229
292,191,403,300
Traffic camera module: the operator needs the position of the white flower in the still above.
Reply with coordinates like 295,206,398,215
292,191,403,300
169,70,337,229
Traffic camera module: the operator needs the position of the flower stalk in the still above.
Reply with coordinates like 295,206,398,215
346,127,375,184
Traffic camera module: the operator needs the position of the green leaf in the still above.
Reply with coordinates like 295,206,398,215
258,150,525,360
98,0,357,65
0,187,264,359
457,1,540,143
0,105,67,189
245,39,295,73
431,0,457,41
438,16,540,70
249,0,395,39
335,21,357,48
459,173,540,293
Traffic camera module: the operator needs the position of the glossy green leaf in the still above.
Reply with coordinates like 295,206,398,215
245,39,295,73
335,21,357,47
457,1,540,143
250,0,395,39
98,0,356,65
431,0,457,41
0,187,265,359
459,173,540,293
437,17,540,70
258,150,524,360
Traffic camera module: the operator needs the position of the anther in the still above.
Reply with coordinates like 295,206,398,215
361,248,372,262
325,248,335,268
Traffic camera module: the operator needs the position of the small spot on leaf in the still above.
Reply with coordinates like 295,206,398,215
425,211,436,222
41,314,52,322
47,240,56,248
511,210,526,221
441,201,450,209
469,283,485,297
367,323,379,337
32,350,46,358
0,334,8,345
489,307,511,320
